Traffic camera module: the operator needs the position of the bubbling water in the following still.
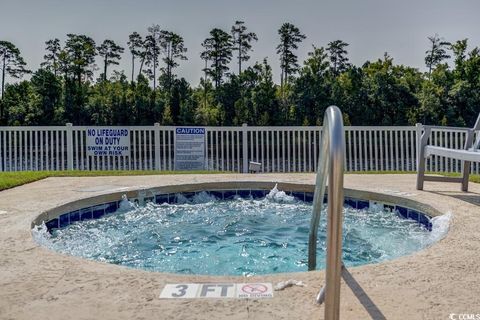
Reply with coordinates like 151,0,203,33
32,187,450,276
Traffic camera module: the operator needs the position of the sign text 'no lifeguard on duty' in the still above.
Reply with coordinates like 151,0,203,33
86,127,130,156
175,127,206,171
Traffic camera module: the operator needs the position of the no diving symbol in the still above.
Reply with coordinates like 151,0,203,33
241,283,268,294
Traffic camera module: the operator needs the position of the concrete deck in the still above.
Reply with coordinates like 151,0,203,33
0,174,479,319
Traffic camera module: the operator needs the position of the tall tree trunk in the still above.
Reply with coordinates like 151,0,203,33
215,57,219,87
139,56,145,76
131,55,135,83
238,41,242,75
427,43,435,78
153,56,156,92
104,55,108,82
53,57,57,77
1,55,5,99
167,42,171,89
280,48,285,97
203,58,207,108
280,68,284,95
1,55,5,120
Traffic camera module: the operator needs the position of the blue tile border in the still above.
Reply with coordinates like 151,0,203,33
92,205,105,219
345,198,356,208
396,206,408,219
69,210,80,223
105,202,117,214
155,194,170,204
223,190,237,200
80,208,92,221
182,192,196,201
291,191,305,201
43,189,433,233
59,213,69,228
250,190,265,199
209,190,224,200
46,218,58,230
357,200,369,210
237,190,251,199
305,192,314,202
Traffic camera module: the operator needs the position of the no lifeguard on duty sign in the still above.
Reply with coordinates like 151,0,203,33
160,283,274,299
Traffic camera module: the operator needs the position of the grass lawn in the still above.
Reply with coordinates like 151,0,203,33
0,170,216,191
0,170,478,192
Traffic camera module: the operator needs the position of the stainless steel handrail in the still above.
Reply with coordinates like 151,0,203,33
307,105,345,320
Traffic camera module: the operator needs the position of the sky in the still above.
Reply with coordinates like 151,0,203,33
1,0,480,85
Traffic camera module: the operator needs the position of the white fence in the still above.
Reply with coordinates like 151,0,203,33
0,124,478,173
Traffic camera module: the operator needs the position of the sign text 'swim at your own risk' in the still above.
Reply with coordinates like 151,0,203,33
86,128,130,156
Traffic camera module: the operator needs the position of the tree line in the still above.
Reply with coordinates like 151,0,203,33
1,22,479,127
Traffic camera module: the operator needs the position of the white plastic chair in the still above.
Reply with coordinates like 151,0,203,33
416,114,480,192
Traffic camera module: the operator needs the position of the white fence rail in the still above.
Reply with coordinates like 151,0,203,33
1,123,479,173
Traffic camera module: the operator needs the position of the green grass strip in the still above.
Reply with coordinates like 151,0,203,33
0,170,220,191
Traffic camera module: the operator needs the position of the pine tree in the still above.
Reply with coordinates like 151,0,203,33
0,41,29,119
41,39,61,76
64,34,97,86
0,41,29,98
425,34,451,76
127,32,144,82
97,39,124,81
326,40,350,76
201,28,233,87
31,68,62,124
276,23,306,89
62,34,96,124
159,31,187,89
231,21,258,75
144,25,162,91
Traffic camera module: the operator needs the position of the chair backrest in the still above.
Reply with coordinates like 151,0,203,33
471,113,480,150
473,113,480,131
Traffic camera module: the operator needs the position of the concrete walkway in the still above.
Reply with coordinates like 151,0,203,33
0,174,479,319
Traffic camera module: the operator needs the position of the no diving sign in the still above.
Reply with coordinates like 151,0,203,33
160,283,273,299
238,283,271,298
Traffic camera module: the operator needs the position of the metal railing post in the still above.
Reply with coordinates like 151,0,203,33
307,106,345,320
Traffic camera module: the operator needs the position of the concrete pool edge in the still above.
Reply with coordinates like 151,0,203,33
31,180,442,229
1,173,479,319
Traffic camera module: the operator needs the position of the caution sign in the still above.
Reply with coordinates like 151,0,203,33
160,283,273,299
174,127,206,171
86,127,130,156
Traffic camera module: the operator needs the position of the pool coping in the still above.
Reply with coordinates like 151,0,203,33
1,173,480,320
32,181,439,232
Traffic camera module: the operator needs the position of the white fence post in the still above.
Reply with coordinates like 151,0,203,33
242,123,248,173
66,123,74,170
415,123,423,171
154,123,161,170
